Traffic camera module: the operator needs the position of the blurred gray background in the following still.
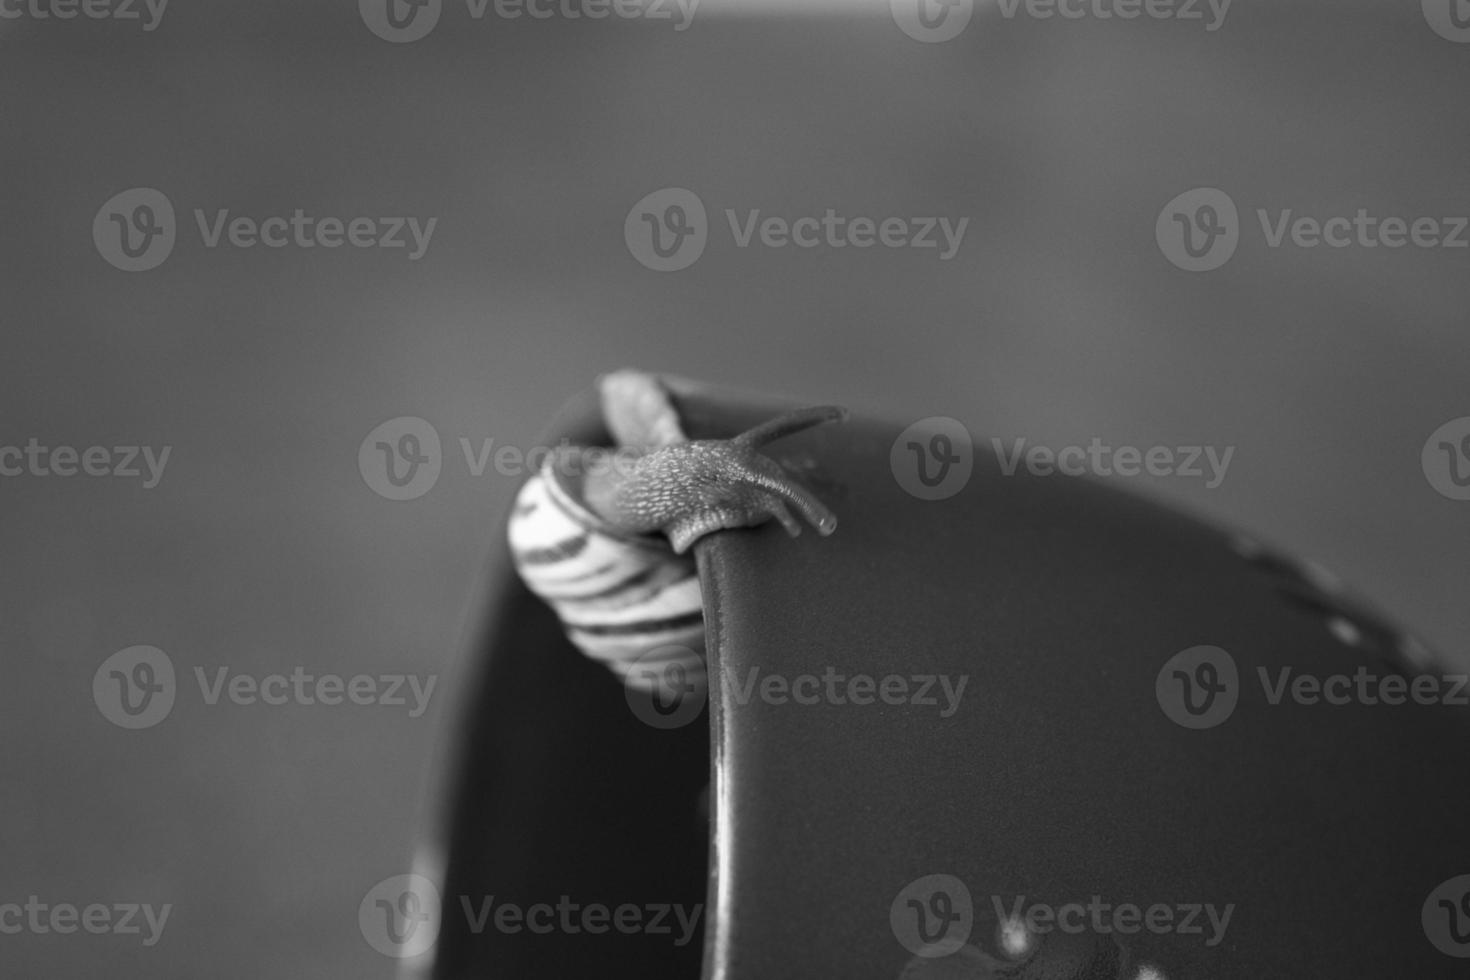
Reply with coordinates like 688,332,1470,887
3,0,1468,976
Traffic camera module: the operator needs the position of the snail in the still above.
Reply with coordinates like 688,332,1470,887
508,369,847,692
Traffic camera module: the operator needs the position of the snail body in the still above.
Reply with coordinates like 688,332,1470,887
508,370,846,690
